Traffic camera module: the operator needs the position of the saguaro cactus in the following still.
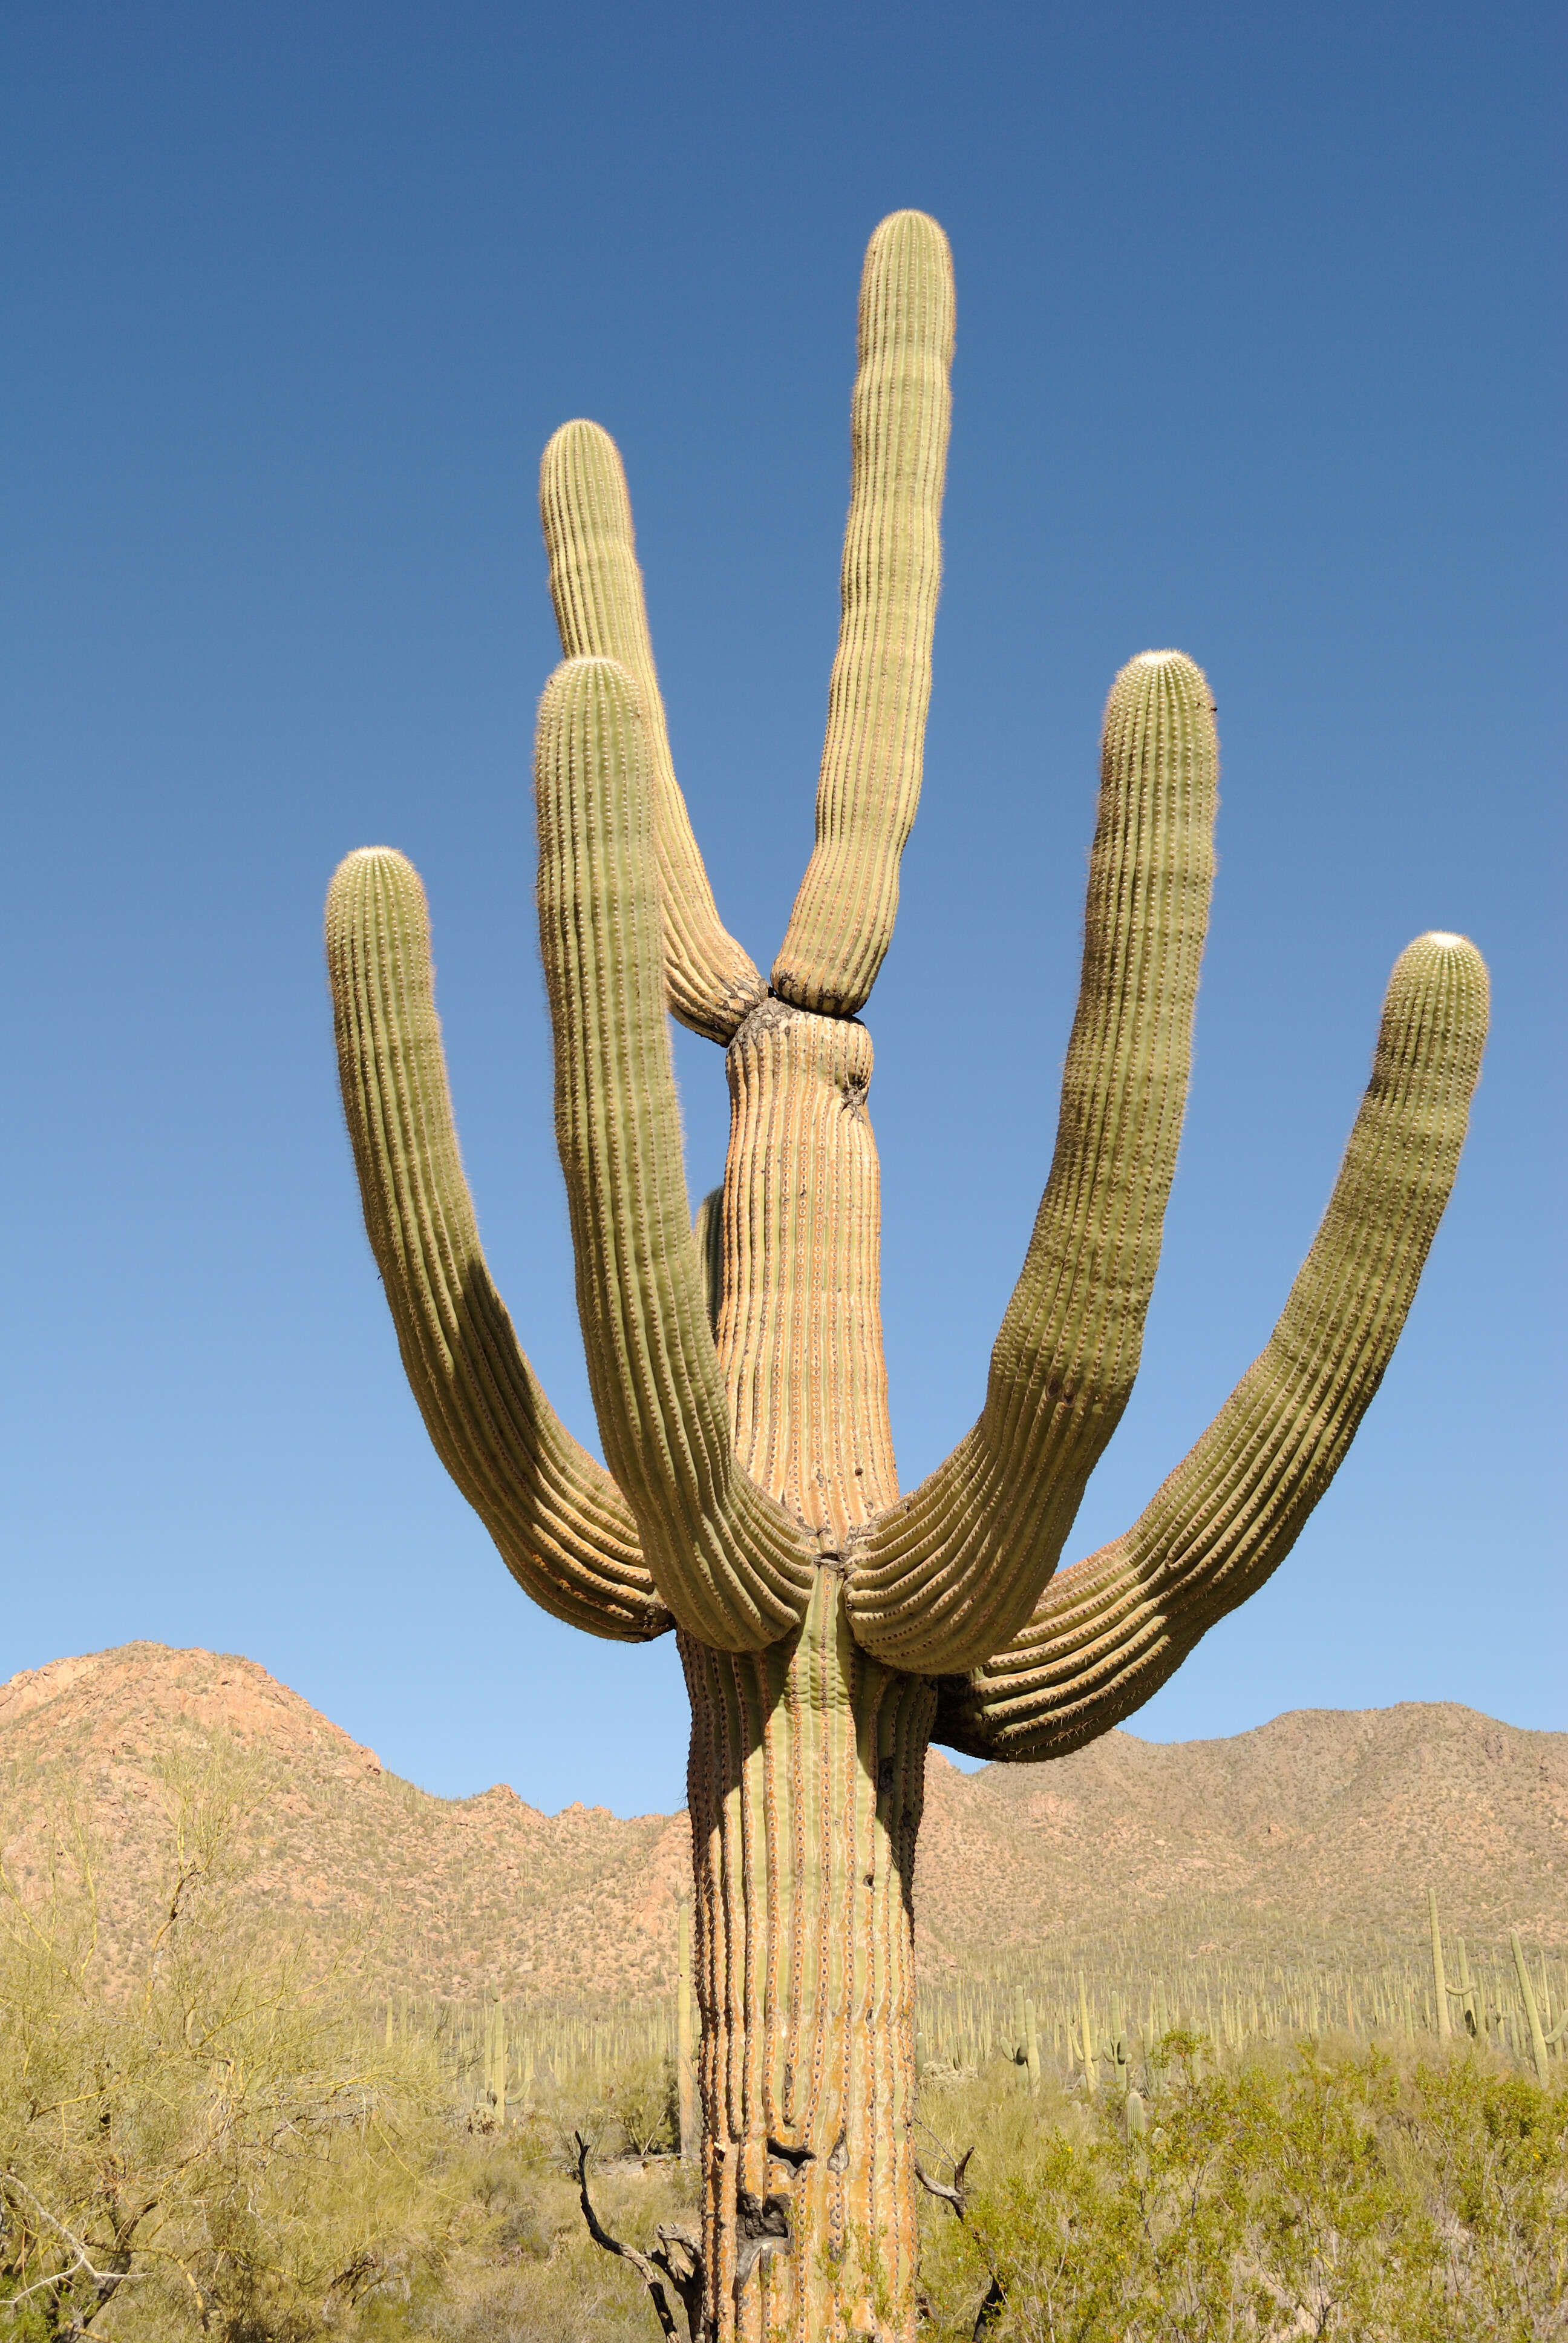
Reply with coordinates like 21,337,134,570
325,212,1488,2341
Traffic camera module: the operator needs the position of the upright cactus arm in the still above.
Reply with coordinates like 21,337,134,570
325,848,671,1642
771,211,955,1019
934,932,1489,1758
535,656,817,1650
848,652,1218,1674
540,421,766,1046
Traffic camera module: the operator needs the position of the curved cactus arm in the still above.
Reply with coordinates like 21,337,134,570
325,847,672,1643
535,656,818,1650
771,211,956,1019
540,421,766,1046
848,652,1218,1674
933,933,1490,1757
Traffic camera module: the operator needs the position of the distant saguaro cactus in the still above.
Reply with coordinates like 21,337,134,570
326,212,1489,2341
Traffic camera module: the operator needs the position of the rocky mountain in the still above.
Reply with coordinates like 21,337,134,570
2,1644,1561,2005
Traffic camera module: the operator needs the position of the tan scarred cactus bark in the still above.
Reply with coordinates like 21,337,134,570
325,212,1489,2342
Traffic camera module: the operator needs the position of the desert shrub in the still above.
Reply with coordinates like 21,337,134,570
411,2157,694,2343
1414,2057,1568,2338
915,2036,1567,2342
5,1777,1560,2343
0,1752,457,2342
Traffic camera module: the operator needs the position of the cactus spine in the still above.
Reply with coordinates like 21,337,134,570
327,212,1489,2341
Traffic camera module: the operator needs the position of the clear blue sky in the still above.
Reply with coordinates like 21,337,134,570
3,2,1561,1814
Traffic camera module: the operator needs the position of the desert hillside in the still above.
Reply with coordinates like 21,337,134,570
2,1643,1561,2004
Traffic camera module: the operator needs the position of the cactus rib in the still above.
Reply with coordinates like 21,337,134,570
324,847,669,1640
535,655,816,1649
848,653,1217,1673
772,211,955,1018
933,932,1489,1756
540,421,766,1044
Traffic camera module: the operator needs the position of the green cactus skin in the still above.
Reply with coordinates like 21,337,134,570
933,933,1489,1760
772,212,955,1020
677,1900,696,2164
326,212,1491,2342
716,999,897,1547
1079,1971,1098,2098
682,1572,932,2330
1106,1996,1131,2097
540,420,766,1045
848,651,1217,1673
1429,1887,1452,2043
694,1187,725,1344
488,1994,507,2129
534,658,817,1653
324,848,668,1643
1512,1930,1553,2086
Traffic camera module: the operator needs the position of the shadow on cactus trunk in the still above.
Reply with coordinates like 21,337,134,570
324,209,1489,2340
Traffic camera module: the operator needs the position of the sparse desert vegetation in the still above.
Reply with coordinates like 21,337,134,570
3,1746,1564,2340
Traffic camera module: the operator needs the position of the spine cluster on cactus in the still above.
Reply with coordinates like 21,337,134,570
325,209,1491,2341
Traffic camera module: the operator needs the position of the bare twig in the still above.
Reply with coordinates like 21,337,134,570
915,2148,1006,2339
572,2132,703,2341
1,2173,139,2318
915,2143,976,2217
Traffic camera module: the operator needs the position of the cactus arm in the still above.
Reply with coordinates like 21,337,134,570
535,656,817,1650
540,421,766,1046
932,933,1490,1756
771,211,956,1019
325,847,671,1642
848,652,1218,1673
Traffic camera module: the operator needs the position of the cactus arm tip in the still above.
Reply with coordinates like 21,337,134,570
535,657,816,1650
324,844,672,1643
847,650,1218,1674
540,419,765,1046
932,928,1489,1757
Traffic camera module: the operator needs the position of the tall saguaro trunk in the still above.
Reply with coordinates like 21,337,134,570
326,211,1489,2343
684,1591,933,2337
684,997,933,2336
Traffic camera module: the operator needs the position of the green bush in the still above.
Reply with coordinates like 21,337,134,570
914,2036,1567,2340
4,1771,1561,2339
